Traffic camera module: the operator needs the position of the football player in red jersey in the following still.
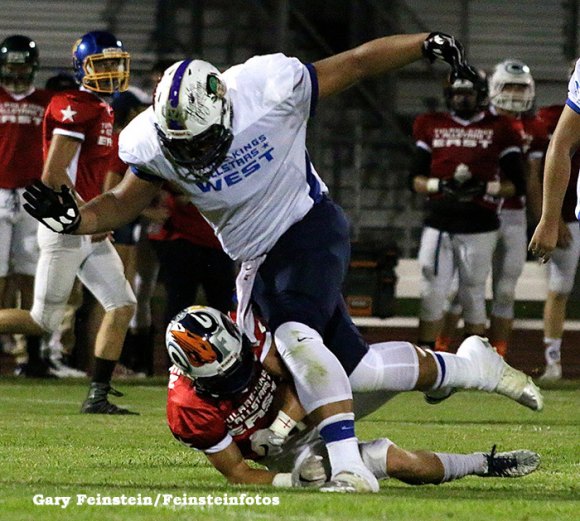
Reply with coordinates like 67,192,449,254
0,35,53,376
411,71,526,351
533,98,580,380
165,306,540,491
482,60,547,358
0,31,137,413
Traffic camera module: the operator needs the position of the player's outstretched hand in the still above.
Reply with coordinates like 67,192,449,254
250,428,285,457
422,32,467,71
23,180,81,234
292,455,327,488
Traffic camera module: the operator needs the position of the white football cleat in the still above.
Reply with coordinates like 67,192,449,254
457,336,544,412
320,471,379,493
539,362,562,381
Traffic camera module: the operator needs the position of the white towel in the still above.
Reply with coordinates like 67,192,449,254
235,254,266,343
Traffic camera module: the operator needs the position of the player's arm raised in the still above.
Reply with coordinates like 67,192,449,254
314,32,470,99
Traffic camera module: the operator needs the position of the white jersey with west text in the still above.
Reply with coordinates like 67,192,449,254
565,58,580,219
119,54,328,261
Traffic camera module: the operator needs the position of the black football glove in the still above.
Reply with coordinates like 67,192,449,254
422,32,467,70
439,178,461,198
23,180,81,234
449,63,481,88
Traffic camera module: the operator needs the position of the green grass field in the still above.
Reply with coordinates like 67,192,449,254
0,379,578,521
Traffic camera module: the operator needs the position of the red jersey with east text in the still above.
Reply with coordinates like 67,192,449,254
43,89,114,201
0,87,53,188
537,104,580,222
503,113,549,210
413,111,523,232
167,317,278,459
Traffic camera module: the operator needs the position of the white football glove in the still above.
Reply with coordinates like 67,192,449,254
291,455,327,488
250,428,286,457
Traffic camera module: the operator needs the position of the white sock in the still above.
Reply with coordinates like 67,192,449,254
274,322,352,413
544,338,562,365
435,452,486,482
428,350,478,389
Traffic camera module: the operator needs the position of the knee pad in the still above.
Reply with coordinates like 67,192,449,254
274,321,352,413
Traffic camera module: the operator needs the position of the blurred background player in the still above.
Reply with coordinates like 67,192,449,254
534,74,580,380
411,71,526,350
485,59,547,358
0,35,53,376
0,31,137,414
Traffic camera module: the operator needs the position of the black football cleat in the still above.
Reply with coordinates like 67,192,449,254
80,383,139,415
480,445,540,477
424,386,457,404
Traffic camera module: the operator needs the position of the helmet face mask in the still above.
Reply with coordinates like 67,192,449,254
154,60,233,181
166,306,256,397
0,35,39,93
72,31,130,94
490,59,535,113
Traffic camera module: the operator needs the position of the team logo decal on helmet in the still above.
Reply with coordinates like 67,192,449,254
170,328,219,367
166,306,255,396
153,59,233,181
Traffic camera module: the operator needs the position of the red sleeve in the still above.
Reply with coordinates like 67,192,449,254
499,116,524,153
167,372,229,451
412,113,432,146
528,119,549,156
46,92,98,137
108,133,127,175
537,105,563,135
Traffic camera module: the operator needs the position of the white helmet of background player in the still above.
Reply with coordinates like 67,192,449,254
165,306,255,396
489,59,535,113
153,59,233,180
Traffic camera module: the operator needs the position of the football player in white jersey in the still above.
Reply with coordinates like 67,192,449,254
24,31,478,491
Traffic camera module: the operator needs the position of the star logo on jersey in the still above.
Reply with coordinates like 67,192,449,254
60,105,77,122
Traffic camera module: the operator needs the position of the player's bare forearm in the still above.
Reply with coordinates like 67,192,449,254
76,173,161,234
314,33,428,98
525,158,543,223
206,443,277,485
276,381,306,424
42,134,82,191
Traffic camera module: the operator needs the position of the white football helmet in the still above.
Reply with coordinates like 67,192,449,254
153,59,233,180
489,59,535,113
166,306,255,396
